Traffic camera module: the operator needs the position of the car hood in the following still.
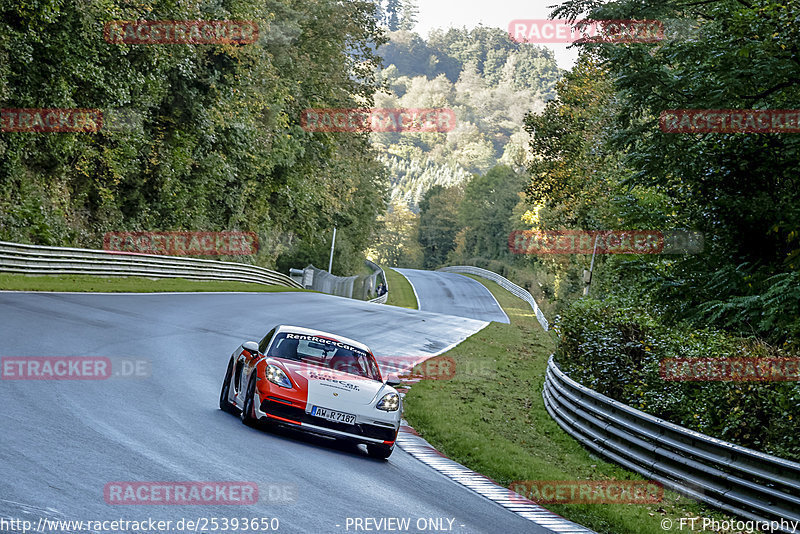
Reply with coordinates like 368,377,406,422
277,360,392,407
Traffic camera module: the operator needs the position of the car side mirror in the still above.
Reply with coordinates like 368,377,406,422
242,341,259,355
386,375,402,387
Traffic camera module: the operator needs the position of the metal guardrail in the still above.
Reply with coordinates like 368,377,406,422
369,293,388,304
301,264,359,298
0,241,302,288
439,264,799,527
438,265,549,331
365,260,388,304
294,261,388,303
543,355,800,532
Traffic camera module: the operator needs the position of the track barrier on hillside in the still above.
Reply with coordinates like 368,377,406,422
0,241,301,288
438,263,799,530
544,355,800,532
438,265,548,331
295,261,387,303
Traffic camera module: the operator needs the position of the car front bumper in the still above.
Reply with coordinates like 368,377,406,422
256,396,398,445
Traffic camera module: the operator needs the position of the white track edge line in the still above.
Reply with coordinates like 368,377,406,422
396,426,596,533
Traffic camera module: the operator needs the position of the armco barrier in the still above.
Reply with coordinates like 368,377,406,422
297,261,388,303
365,260,388,304
439,264,799,529
543,355,800,532
0,241,302,288
301,265,358,298
438,265,548,331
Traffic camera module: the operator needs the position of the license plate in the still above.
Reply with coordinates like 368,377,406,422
311,406,356,425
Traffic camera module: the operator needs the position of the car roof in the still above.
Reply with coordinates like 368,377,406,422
272,325,373,353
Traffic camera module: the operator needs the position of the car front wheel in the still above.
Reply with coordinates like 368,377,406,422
219,359,239,415
240,374,259,427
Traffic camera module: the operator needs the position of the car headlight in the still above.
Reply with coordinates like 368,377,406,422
266,365,293,389
376,392,400,412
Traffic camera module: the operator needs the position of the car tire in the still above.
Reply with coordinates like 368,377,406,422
219,359,239,415
240,374,259,427
366,443,394,459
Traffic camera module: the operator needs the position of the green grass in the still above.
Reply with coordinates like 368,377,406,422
384,267,418,309
403,274,745,534
0,273,309,293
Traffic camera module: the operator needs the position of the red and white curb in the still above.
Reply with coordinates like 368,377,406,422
396,424,596,534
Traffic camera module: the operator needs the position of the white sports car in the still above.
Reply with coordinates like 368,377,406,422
219,325,402,459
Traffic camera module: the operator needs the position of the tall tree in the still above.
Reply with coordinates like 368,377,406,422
547,0,800,339
399,0,419,31
368,201,423,267
457,165,525,260
0,0,389,274
385,0,401,31
417,185,463,268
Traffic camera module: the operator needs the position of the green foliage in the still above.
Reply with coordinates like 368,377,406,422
371,28,561,267
383,0,400,31
404,279,728,534
397,162,530,271
556,299,800,461
378,30,460,81
545,0,800,341
417,184,462,269
374,27,561,212
426,26,561,93
453,165,524,261
398,0,419,32
367,200,422,268
516,2,800,459
518,53,663,307
696,270,800,343
381,153,470,207
0,0,388,274
524,52,652,231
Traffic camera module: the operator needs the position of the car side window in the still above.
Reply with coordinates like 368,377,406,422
259,328,276,354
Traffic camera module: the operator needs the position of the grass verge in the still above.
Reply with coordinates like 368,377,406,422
403,274,744,534
0,274,308,293
384,268,418,309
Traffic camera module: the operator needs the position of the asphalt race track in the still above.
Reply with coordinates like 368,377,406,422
0,289,551,533
394,269,509,324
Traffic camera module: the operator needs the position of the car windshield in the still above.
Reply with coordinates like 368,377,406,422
267,332,381,381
